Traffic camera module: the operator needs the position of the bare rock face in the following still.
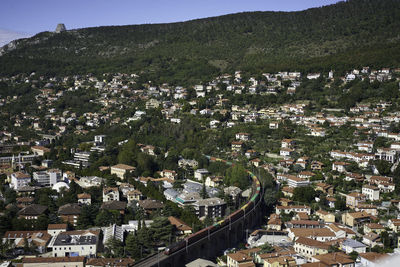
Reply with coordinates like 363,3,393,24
55,23,67,33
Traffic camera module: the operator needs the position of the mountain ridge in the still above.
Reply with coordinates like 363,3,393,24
1,0,400,84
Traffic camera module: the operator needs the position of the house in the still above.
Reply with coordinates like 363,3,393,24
236,132,250,141
86,258,135,267
311,161,324,171
205,176,223,187
49,230,100,257
285,220,324,229
16,197,34,208
341,238,366,254
312,252,355,267
363,223,384,234
103,187,120,202
327,223,356,239
358,252,389,267
345,172,365,182
263,256,296,267
387,219,400,232
296,157,309,169
307,73,321,79
231,141,244,152
140,145,156,156
77,193,91,205
280,148,295,158
226,248,260,267
267,214,282,231
375,147,397,163
315,210,335,223
362,185,380,201
101,201,127,214
10,172,31,190
355,204,378,216
168,216,193,236
287,228,336,242
58,203,82,226
2,230,52,254
362,232,381,248
160,169,177,180
31,146,51,156
342,212,371,228
315,183,334,195
269,121,279,129
298,171,315,180
47,223,68,236
276,205,311,215
281,139,295,148
21,256,85,267
332,162,348,173
281,186,294,198
294,237,329,261
138,199,164,214
224,186,242,201
127,189,143,202
346,192,366,209
18,204,47,220
309,127,326,137
194,169,209,181
278,198,294,207
110,164,136,179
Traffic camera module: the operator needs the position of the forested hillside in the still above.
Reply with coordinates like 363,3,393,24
1,0,400,84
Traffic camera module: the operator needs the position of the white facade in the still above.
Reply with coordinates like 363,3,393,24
362,185,380,201
10,172,31,189
33,169,62,187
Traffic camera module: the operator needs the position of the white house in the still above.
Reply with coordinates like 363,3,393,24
362,185,380,201
10,172,31,190
194,169,209,181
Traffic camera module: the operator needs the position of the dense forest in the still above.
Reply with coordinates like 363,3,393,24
1,0,400,84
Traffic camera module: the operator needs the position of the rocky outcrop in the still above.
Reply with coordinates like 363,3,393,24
55,23,66,33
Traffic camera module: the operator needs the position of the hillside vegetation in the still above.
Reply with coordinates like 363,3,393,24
1,0,400,84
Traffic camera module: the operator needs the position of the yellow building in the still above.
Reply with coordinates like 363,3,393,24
363,223,385,234
110,164,135,179
294,237,329,261
315,210,335,223
264,256,296,267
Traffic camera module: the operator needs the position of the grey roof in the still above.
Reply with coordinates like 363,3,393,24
53,233,97,246
58,203,82,215
18,204,47,216
101,201,127,211
343,238,366,248
164,188,179,198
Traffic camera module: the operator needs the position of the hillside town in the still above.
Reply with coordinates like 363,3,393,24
0,66,400,267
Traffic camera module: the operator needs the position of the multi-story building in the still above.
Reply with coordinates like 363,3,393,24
58,203,82,226
33,169,62,187
49,230,100,257
346,192,366,208
103,187,120,202
10,171,31,190
362,185,380,201
110,164,135,179
77,193,91,205
193,198,226,218
294,237,329,261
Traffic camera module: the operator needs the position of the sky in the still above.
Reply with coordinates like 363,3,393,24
0,0,341,46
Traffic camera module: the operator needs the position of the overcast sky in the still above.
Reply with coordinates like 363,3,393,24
0,0,341,46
